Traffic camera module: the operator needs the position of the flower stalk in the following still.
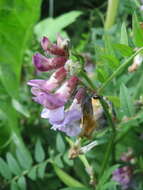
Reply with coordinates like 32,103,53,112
104,0,119,30
98,97,116,178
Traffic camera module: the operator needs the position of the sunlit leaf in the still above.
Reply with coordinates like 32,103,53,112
113,44,133,56
132,13,143,47
120,22,128,45
53,164,85,188
35,11,82,41
0,0,41,98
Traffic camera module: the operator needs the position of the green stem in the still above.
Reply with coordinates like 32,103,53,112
98,97,116,179
99,97,116,133
99,134,114,178
104,0,119,30
98,47,143,94
79,71,96,91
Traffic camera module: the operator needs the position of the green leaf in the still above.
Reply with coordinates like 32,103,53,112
96,165,119,190
0,0,41,98
120,84,135,117
28,166,37,181
17,176,26,190
107,96,120,107
54,154,64,168
0,63,19,98
63,152,74,167
12,99,30,118
100,165,120,184
132,13,143,47
120,22,128,45
104,35,115,56
56,133,66,153
6,152,22,175
0,158,12,179
133,74,143,99
53,164,85,188
0,110,11,149
16,148,33,170
11,181,19,190
37,162,47,179
96,68,108,83
35,139,45,162
101,54,120,68
35,11,82,41
102,181,118,190
113,44,134,56
3,102,28,152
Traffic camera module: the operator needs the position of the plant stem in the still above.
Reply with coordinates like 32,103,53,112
99,134,114,178
79,70,96,91
99,97,116,133
49,0,54,17
98,97,116,178
98,47,143,94
104,0,119,30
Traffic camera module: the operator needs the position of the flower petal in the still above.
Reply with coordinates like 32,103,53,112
41,36,67,56
33,53,67,71
33,92,66,109
41,107,65,123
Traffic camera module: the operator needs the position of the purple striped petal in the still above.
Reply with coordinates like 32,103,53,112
33,53,67,72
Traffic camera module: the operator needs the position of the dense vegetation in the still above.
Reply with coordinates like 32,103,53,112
0,0,143,189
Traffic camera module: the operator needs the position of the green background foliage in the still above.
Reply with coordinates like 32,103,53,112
0,0,143,190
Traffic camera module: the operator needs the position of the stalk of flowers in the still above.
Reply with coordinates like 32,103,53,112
112,148,135,189
28,35,87,137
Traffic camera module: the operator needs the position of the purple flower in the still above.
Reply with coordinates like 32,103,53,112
41,88,85,136
41,106,65,123
55,76,79,101
33,53,67,72
33,92,66,109
41,36,69,57
112,166,132,189
120,148,134,163
27,67,67,93
29,76,79,109
52,108,82,136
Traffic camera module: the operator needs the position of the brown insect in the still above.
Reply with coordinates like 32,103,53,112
80,95,105,138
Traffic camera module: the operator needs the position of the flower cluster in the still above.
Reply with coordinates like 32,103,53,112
28,35,85,136
112,148,134,189
112,166,132,190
